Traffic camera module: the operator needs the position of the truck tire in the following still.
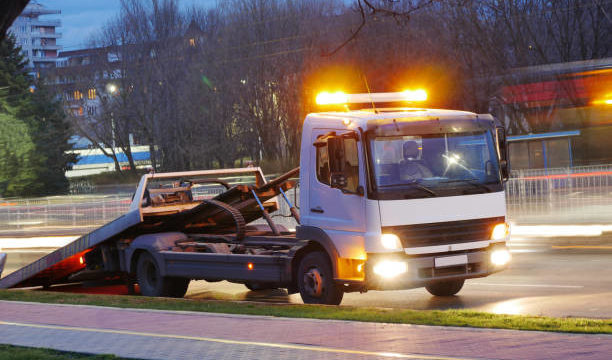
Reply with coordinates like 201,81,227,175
425,279,465,296
136,252,189,298
298,251,343,305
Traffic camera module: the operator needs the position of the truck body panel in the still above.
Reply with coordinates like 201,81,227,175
377,191,506,227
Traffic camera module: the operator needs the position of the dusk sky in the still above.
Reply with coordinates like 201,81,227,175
35,0,217,50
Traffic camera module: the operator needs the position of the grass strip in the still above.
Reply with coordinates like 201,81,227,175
0,289,610,334
0,344,129,360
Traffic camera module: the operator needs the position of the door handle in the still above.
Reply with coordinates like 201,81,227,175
310,206,324,213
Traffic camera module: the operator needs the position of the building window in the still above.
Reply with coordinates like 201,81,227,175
87,106,96,116
87,88,96,100
189,38,196,47
73,90,83,100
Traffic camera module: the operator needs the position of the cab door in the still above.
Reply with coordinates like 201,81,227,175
307,129,366,233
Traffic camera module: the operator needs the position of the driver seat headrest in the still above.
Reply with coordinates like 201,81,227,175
403,141,419,160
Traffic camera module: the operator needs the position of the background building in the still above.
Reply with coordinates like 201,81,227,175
8,2,62,74
497,57,612,170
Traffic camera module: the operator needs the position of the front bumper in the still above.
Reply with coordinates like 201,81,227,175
363,244,508,291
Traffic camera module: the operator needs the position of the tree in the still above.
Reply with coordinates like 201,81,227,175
0,35,73,197
19,79,75,195
52,0,610,175
0,102,38,196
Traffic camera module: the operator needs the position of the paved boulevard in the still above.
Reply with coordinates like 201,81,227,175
1,301,611,360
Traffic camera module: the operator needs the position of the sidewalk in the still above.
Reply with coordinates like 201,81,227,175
0,301,610,360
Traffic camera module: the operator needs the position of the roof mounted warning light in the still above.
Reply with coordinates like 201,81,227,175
315,90,427,105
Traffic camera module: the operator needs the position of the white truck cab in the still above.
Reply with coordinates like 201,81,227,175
297,92,511,297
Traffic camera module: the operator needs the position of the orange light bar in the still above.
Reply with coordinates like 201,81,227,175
315,90,428,105
316,91,348,105
593,99,612,105
592,93,612,106
402,89,428,102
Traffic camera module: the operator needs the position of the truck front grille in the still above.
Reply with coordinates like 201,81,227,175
382,216,504,249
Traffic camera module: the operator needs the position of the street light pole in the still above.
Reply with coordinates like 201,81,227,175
111,111,116,149
106,83,118,150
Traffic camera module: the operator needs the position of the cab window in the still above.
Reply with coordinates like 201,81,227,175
343,137,359,193
316,145,330,185
315,133,360,193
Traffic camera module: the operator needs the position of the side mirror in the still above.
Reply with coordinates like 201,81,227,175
496,127,509,181
330,173,347,189
499,160,509,181
485,160,494,177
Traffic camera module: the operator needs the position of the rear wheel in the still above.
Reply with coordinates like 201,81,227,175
136,252,189,298
298,251,343,305
425,279,464,296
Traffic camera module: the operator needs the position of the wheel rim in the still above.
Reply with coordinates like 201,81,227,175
303,267,324,297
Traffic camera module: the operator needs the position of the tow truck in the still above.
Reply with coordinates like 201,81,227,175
0,91,511,305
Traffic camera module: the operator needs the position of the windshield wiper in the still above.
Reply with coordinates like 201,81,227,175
379,180,438,196
441,178,491,193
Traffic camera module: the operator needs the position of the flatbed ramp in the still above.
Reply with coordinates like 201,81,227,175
0,167,298,289
0,210,142,289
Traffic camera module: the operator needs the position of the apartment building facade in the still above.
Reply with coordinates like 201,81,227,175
9,2,61,73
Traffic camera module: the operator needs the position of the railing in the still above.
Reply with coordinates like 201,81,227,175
3,165,612,237
506,164,612,224
0,180,300,236
0,195,131,236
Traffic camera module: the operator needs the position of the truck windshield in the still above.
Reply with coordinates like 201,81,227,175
369,131,502,199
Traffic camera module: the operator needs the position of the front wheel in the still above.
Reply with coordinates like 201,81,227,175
298,251,343,305
136,252,189,298
425,279,465,296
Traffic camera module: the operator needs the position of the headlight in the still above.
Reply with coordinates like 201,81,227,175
491,248,511,266
381,233,402,250
373,261,407,278
491,223,509,241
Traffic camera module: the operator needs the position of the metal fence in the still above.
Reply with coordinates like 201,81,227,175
3,165,612,237
0,187,301,236
0,194,132,235
506,164,612,224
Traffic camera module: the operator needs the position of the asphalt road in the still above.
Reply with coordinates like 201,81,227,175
3,234,612,318
184,242,612,318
